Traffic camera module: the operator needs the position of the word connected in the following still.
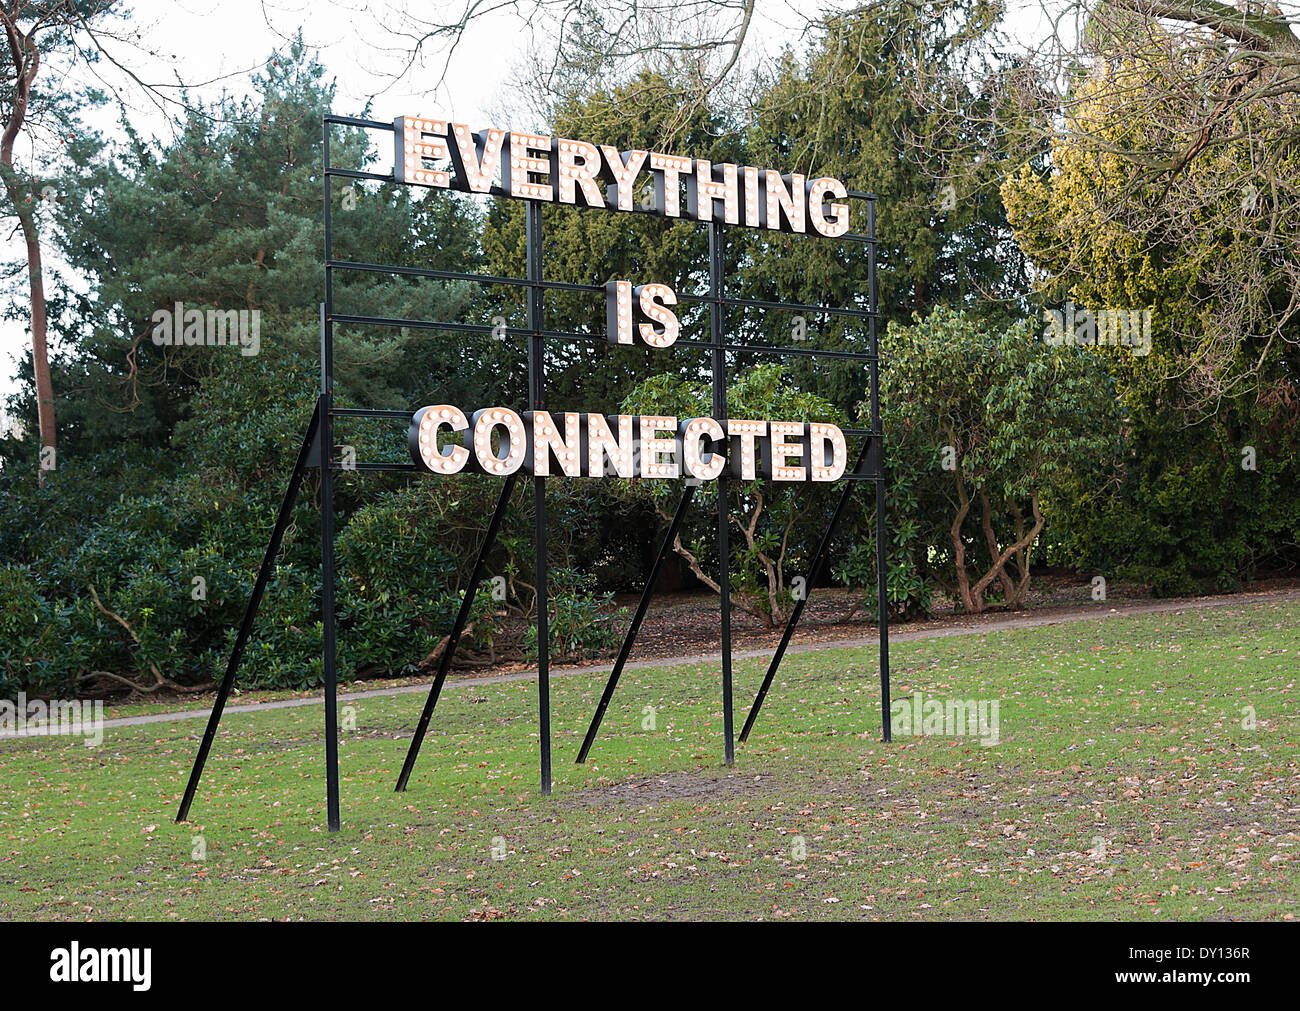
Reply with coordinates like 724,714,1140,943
409,406,849,483
394,117,852,237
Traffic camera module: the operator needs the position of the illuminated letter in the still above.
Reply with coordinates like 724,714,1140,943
636,283,679,348
808,423,848,482
586,414,635,477
727,419,767,480
741,166,763,228
599,146,648,211
639,416,679,478
554,138,604,207
765,170,806,233
649,153,692,218
807,177,850,238
686,160,739,224
765,421,807,481
504,132,553,201
605,280,634,345
409,405,469,474
680,417,726,481
447,124,505,193
528,411,581,476
465,408,526,474
394,117,450,188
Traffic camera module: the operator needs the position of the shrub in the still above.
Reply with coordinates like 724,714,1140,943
525,568,628,661
0,565,84,699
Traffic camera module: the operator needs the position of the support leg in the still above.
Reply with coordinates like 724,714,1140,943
875,476,891,741
535,476,551,794
524,201,552,795
739,440,871,743
395,472,518,791
708,222,734,766
865,197,890,741
719,476,734,765
176,399,322,823
321,398,341,832
576,484,696,763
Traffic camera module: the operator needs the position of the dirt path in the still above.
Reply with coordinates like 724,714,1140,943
5,585,1296,741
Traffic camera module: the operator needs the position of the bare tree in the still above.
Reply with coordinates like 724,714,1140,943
359,1,769,129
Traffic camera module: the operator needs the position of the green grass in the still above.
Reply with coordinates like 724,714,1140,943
2,600,1296,921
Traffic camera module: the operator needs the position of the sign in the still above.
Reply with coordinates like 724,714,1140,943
179,111,888,834
410,407,849,482
398,117,854,487
393,117,852,236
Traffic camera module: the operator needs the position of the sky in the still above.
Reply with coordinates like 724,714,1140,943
0,0,1056,408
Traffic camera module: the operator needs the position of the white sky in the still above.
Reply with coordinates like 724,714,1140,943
0,0,1055,405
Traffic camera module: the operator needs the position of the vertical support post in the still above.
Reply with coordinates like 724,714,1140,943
867,198,891,742
176,400,322,823
320,124,342,830
526,200,552,794
395,472,519,791
709,221,734,766
575,484,696,763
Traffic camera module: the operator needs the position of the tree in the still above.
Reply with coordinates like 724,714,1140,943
998,10,1300,407
0,40,508,694
0,0,113,479
32,37,490,465
619,363,847,626
1001,55,1300,594
730,1,1031,419
873,306,1120,613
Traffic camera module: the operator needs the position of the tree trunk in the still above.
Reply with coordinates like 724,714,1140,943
967,491,1045,610
979,488,1017,604
949,470,977,612
1,20,54,482
18,203,54,473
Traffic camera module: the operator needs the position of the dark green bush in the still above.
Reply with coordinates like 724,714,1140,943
0,565,84,699
1051,398,1300,596
525,568,628,661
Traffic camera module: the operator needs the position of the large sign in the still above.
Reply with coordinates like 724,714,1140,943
400,117,853,483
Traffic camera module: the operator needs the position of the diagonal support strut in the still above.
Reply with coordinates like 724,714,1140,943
395,471,519,792
576,483,697,763
739,438,872,743
177,397,323,823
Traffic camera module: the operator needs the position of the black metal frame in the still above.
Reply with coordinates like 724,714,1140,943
177,114,891,832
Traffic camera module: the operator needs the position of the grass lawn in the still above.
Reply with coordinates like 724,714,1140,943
1,599,1296,921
